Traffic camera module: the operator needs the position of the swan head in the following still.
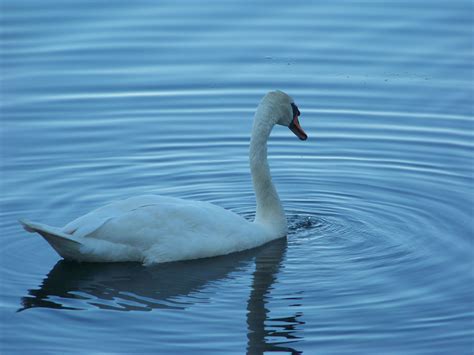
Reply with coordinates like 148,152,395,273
262,90,308,140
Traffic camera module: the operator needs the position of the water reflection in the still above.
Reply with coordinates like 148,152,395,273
246,238,304,355
20,238,303,353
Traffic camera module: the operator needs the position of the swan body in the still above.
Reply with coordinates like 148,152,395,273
20,90,307,265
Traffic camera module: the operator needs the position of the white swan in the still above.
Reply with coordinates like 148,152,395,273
20,90,307,265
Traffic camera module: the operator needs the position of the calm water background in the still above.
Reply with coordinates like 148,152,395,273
1,0,473,354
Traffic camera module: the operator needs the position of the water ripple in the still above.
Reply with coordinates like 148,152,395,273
1,0,473,353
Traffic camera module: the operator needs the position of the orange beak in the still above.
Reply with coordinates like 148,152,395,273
289,115,307,140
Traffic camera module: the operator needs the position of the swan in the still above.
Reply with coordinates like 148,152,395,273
19,90,307,265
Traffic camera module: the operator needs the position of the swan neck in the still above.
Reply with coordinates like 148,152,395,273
249,107,287,234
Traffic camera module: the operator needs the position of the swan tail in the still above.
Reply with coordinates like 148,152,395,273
19,219,84,260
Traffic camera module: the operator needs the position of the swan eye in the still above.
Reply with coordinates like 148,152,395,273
291,103,300,117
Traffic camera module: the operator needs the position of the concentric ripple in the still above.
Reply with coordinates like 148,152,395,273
1,0,473,354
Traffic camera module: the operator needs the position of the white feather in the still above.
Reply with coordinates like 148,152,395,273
19,91,303,265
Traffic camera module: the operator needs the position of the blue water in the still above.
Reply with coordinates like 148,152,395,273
1,0,473,353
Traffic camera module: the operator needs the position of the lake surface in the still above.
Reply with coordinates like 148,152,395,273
1,0,473,353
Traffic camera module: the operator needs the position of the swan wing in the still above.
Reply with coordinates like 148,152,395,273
62,195,178,237
58,195,266,264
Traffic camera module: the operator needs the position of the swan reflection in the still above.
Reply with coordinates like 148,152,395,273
246,238,304,354
20,238,302,353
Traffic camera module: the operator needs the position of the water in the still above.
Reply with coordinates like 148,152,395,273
1,0,473,353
